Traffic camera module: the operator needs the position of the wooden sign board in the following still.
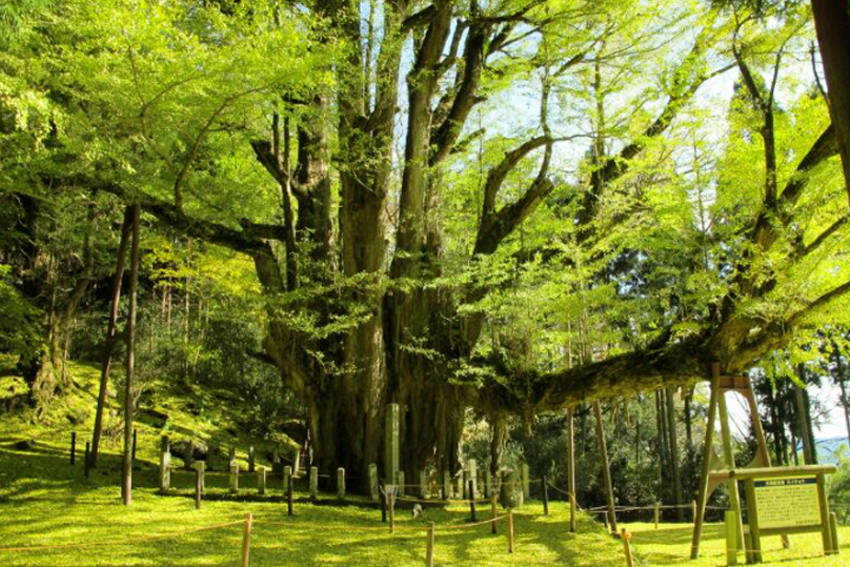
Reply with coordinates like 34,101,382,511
752,477,820,530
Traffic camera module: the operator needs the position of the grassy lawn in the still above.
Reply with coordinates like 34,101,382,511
0,438,624,567
1,361,847,566
625,521,850,567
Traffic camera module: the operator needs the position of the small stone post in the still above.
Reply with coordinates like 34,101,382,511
230,461,239,494
159,436,171,492
309,466,318,500
419,469,428,499
397,470,405,497
257,466,266,495
292,449,301,476
368,463,379,501
248,446,255,473
521,463,530,499
337,467,346,499
442,470,452,500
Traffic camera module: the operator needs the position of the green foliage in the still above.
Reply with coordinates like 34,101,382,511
0,264,42,366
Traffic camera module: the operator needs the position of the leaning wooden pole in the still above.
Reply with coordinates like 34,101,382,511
566,406,576,533
121,204,140,506
717,379,745,557
91,207,132,468
593,401,617,534
691,364,720,559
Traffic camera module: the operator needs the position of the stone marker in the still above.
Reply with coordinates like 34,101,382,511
337,467,346,499
419,469,428,499
443,470,452,499
368,463,379,501
521,463,530,499
257,466,266,495
230,461,239,493
159,436,171,491
310,466,318,499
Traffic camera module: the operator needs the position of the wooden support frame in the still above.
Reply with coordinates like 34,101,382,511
692,363,773,559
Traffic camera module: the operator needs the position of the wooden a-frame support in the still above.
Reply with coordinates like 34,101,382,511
691,362,785,559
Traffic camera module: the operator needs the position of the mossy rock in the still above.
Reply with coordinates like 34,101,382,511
500,469,523,509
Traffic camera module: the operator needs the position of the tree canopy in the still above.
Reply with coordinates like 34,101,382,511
2,0,849,482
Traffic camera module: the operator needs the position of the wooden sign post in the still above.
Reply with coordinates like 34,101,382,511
711,466,838,564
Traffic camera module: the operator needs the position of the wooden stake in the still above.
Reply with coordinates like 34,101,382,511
469,480,477,521
71,432,76,465
194,467,202,509
241,512,253,567
425,521,435,567
491,495,498,535
542,475,549,516
131,428,137,462
84,442,90,478
621,529,634,567
507,509,515,553
691,500,697,523
388,492,395,533
287,472,293,516
654,502,660,529
829,512,840,555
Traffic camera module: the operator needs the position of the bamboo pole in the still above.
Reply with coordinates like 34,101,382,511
425,522,435,567
388,492,395,533
241,512,253,567
621,529,634,567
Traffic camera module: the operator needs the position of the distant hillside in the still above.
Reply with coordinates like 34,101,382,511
816,437,849,464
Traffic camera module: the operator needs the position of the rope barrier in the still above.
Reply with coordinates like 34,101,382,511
0,521,244,554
